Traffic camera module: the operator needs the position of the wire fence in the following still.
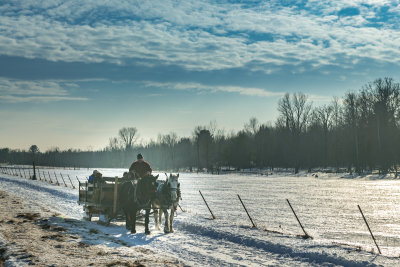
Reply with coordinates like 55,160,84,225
0,165,78,189
0,165,389,256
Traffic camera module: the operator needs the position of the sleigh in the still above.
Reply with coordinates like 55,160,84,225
78,176,151,225
78,177,122,224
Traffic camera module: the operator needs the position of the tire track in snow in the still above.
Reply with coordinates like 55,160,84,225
0,175,82,219
0,176,76,200
171,221,381,267
148,228,283,266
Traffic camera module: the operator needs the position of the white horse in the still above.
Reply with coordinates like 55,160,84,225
152,173,180,233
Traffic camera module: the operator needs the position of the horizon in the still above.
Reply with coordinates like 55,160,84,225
1,1,400,151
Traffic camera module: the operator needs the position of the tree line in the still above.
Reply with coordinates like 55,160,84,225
2,78,400,175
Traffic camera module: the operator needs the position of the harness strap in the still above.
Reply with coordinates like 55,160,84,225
133,179,151,207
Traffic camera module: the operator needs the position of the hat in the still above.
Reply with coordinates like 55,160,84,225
93,170,99,174
137,153,143,159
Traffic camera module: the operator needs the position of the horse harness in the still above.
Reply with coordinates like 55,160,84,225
130,178,152,207
158,180,180,207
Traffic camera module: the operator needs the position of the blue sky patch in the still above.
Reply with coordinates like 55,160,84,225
1,0,400,149
338,7,360,17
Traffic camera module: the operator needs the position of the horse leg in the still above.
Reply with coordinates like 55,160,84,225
163,209,170,233
154,209,160,230
170,208,175,233
125,212,131,230
145,209,150,235
158,208,162,226
131,208,137,233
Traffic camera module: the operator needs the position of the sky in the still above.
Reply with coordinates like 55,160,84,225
1,0,400,151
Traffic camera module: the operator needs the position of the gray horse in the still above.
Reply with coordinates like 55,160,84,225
152,174,180,233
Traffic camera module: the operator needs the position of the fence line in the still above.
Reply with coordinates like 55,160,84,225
60,173,67,187
0,166,78,190
0,166,389,256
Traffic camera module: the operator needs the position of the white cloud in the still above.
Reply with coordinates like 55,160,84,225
308,94,335,103
0,78,87,103
143,81,285,98
0,95,87,103
0,0,399,74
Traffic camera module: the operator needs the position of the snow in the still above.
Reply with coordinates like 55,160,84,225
1,168,400,266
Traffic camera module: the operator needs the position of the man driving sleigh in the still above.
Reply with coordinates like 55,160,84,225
129,153,152,179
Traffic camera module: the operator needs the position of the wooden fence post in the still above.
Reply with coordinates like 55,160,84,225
286,199,311,238
237,194,256,228
199,190,216,219
67,175,75,189
48,171,54,184
59,173,67,187
358,205,381,254
53,172,60,185
32,162,37,180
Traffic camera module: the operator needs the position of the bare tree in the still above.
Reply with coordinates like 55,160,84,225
277,92,312,173
159,132,178,170
315,105,333,133
314,105,334,167
343,92,360,173
107,137,121,151
244,117,259,135
208,120,218,137
331,96,343,128
278,93,312,134
365,78,400,173
118,127,138,150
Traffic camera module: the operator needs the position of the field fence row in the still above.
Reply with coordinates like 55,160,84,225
0,166,388,256
0,166,88,189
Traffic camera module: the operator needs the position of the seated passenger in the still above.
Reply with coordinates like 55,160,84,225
123,171,135,179
88,170,102,183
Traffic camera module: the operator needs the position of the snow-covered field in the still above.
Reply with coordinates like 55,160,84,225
1,167,400,266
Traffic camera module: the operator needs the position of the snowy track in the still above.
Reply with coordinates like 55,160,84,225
1,169,400,266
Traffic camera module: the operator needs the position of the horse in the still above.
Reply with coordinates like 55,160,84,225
118,174,158,234
152,173,180,233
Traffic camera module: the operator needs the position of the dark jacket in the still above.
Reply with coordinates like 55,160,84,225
129,159,152,178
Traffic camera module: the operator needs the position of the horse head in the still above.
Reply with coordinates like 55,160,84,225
144,174,159,195
167,173,180,202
